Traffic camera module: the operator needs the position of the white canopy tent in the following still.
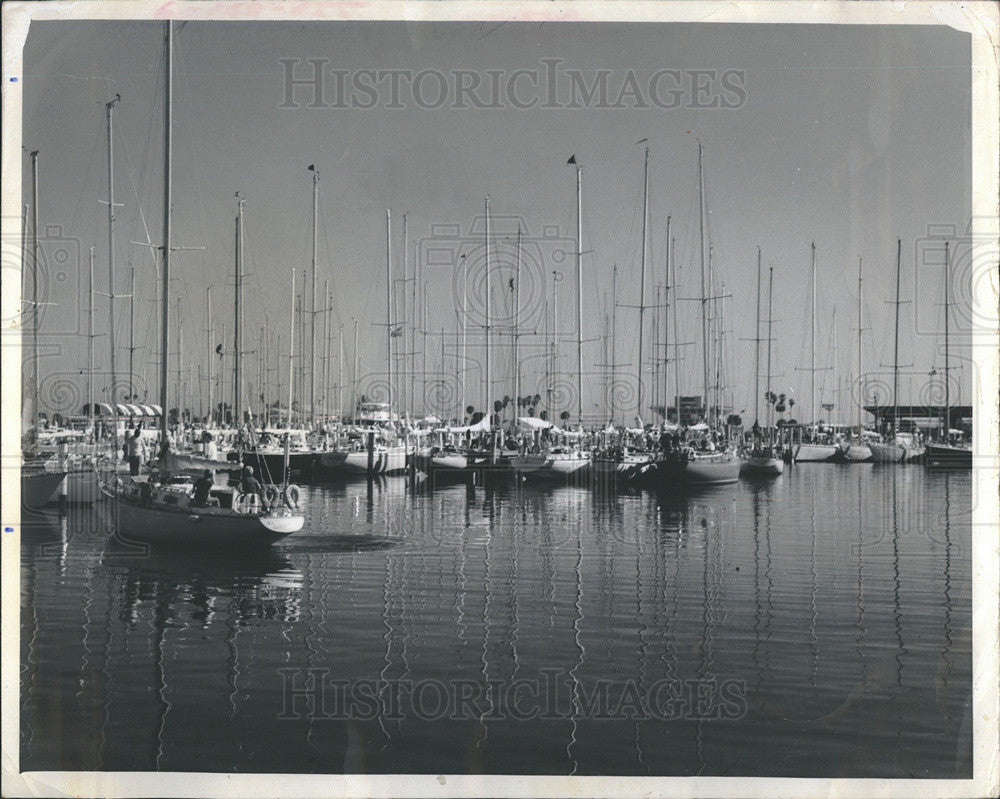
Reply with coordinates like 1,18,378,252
438,415,492,434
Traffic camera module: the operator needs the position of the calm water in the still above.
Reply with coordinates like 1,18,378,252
20,465,972,777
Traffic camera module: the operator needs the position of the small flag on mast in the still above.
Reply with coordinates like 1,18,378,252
215,344,223,357
307,164,315,171
567,155,577,165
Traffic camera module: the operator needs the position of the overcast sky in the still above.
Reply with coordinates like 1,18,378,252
22,19,972,423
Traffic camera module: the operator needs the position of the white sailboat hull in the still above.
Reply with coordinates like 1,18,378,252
511,453,591,482
320,446,407,475
740,456,784,476
841,443,873,462
430,453,470,471
794,443,839,462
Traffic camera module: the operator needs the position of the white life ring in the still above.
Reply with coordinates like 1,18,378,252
263,484,280,508
233,491,260,514
283,484,301,509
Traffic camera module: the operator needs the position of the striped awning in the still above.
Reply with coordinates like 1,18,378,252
124,403,144,416
139,404,157,416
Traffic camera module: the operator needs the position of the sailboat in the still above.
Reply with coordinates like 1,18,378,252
795,242,840,462
99,22,304,546
416,204,500,480
925,240,972,469
840,257,873,463
740,257,783,477
591,148,654,484
320,211,406,477
649,144,739,488
870,239,922,463
21,149,68,511
511,177,591,483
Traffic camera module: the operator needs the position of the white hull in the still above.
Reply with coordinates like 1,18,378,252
740,456,784,476
430,453,470,471
320,446,407,475
794,443,839,462
841,444,873,462
511,453,591,482
98,486,303,546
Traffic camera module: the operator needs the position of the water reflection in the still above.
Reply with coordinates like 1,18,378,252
20,467,972,777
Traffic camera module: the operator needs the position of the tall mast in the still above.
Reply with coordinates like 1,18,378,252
176,298,182,420
810,242,816,427
574,159,583,428
671,237,680,426
514,226,521,428
309,166,319,427
754,247,761,427
385,209,392,415
22,198,34,449
652,285,661,415
766,265,774,433
636,145,649,422
460,254,466,418
552,275,559,416
206,286,213,425
88,247,95,432
324,279,331,423
107,95,121,416
892,238,902,433
663,215,671,420
611,263,617,425
857,256,863,438
234,195,244,427
422,279,427,417
944,241,950,437
602,294,609,421
454,326,460,421
698,143,709,420
832,307,839,423
404,213,412,417
287,270,295,426
707,245,715,424
29,153,40,447
338,325,344,420
159,22,172,441
352,318,359,419
259,325,265,422
484,197,491,416
128,264,135,400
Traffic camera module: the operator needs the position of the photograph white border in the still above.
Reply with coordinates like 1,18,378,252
2,2,997,797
